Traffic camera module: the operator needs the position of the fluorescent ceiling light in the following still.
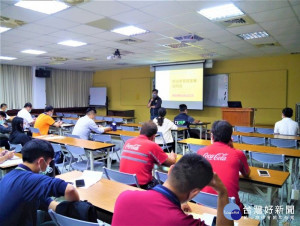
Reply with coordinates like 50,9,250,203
112,26,148,36
198,3,244,21
0,26,11,33
58,40,87,47
0,56,17,60
15,1,70,15
238,31,269,40
21,49,46,55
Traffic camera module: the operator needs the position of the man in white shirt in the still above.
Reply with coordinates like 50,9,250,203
17,102,35,129
72,108,111,140
274,107,299,135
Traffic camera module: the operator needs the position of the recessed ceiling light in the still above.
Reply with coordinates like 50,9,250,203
0,56,17,60
21,49,46,55
238,31,269,40
58,40,87,47
15,1,70,15
0,26,11,33
198,3,244,21
111,26,148,36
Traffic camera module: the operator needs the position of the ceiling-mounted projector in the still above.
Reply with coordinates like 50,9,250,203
107,49,121,60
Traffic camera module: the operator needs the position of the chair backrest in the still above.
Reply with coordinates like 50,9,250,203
120,135,134,145
56,112,63,117
113,118,124,123
95,116,103,120
235,126,255,133
48,209,100,226
65,145,85,158
104,117,113,122
120,126,134,131
9,142,22,153
192,192,236,209
92,134,112,143
65,133,80,139
268,138,297,148
51,143,62,153
70,114,78,118
155,170,168,184
187,144,205,153
249,151,286,171
103,167,139,187
232,135,239,143
29,127,40,134
62,118,74,124
63,113,72,118
240,136,266,145
255,127,274,134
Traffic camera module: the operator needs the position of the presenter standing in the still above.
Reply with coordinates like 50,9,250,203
147,89,162,120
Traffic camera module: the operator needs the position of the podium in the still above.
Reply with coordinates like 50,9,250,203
221,108,255,126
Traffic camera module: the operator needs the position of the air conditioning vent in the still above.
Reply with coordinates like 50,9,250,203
217,15,255,28
255,42,280,48
174,34,203,43
0,16,26,28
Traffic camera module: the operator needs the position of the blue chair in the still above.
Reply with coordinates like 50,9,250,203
51,143,69,173
62,118,73,124
103,167,140,187
232,135,239,143
92,134,120,161
63,113,72,118
70,114,78,118
113,118,124,124
255,127,274,134
104,117,113,123
29,127,41,135
95,116,104,120
155,170,168,184
249,151,287,203
65,145,104,171
8,142,22,153
268,138,297,148
65,134,80,139
187,144,205,153
235,126,255,133
56,112,63,117
48,209,107,226
120,135,134,145
120,126,134,131
192,192,236,209
240,136,266,145
156,132,172,152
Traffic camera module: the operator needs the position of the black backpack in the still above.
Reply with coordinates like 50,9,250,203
55,200,98,222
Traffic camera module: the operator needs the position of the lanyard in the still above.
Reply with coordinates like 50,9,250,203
152,185,181,208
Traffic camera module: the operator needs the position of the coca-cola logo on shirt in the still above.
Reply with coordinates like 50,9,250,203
124,143,141,151
203,152,228,161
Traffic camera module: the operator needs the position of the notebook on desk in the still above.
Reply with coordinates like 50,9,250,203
228,101,242,108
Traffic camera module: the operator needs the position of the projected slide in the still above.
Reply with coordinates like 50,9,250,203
155,64,203,110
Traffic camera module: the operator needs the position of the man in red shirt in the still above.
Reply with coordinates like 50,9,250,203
197,120,250,213
113,154,232,226
119,121,176,189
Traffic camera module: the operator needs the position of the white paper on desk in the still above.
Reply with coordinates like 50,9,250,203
61,124,74,127
188,213,238,226
0,155,23,167
72,170,103,189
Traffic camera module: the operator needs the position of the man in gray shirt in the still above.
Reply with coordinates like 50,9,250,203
72,108,111,140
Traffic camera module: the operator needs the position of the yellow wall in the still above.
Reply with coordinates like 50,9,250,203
93,54,300,127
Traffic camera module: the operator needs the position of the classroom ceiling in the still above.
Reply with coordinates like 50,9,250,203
0,0,300,71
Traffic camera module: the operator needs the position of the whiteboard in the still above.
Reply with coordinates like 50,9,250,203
89,87,107,106
204,74,228,107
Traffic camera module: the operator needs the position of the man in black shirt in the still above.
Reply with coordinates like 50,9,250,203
147,89,162,120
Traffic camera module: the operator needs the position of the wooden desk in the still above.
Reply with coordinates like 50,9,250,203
105,130,140,137
36,135,114,169
233,131,300,141
120,123,141,128
57,171,259,226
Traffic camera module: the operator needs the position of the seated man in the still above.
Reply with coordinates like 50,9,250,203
0,103,10,120
33,105,63,137
174,104,200,138
0,139,80,226
119,121,177,189
72,108,111,140
274,107,299,135
17,102,35,129
197,120,250,213
113,154,232,226
0,111,11,149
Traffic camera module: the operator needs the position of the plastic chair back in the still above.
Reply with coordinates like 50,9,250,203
240,136,266,145
92,134,112,143
249,151,286,170
192,192,236,209
268,138,297,148
29,127,40,135
113,118,124,123
232,135,239,143
62,118,73,124
187,144,205,153
51,143,61,153
104,117,113,122
103,167,139,187
95,116,103,120
9,143,22,153
255,127,274,134
56,113,63,117
63,113,72,118
235,126,255,133
155,170,168,184
120,135,134,145
70,114,78,118
120,126,134,131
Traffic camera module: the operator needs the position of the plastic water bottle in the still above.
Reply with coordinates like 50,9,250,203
112,122,117,131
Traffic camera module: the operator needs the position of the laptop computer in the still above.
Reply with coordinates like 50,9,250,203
227,101,242,108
